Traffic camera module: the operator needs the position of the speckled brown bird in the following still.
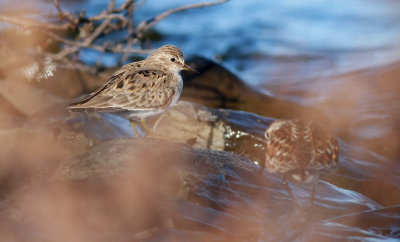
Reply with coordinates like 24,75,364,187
260,119,339,206
67,45,196,136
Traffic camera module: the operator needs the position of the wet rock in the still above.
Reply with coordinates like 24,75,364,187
182,56,331,124
151,101,272,165
152,101,226,151
62,111,135,141
53,138,255,183
40,99,396,209
61,100,399,205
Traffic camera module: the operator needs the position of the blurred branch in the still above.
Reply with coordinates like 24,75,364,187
54,0,77,24
0,0,228,77
135,0,228,37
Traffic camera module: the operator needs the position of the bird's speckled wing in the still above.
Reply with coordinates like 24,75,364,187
308,121,339,172
265,120,297,173
264,119,338,175
67,62,177,113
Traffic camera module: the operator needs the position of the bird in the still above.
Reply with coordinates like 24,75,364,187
67,45,196,136
259,119,339,207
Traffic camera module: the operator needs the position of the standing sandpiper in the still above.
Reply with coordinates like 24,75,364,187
259,119,339,207
67,45,196,136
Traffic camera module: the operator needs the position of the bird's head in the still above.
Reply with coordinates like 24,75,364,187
146,45,197,74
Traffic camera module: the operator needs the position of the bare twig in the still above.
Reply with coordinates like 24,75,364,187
121,0,136,63
89,43,151,54
57,59,109,78
54,0,78,24
0,0,228,78
135,0,228,37
54,0,64,19
108,0,116,11
39,28,150,60
88,13,128,22
135,0,147,10
117,0,135,12
85,19,111,45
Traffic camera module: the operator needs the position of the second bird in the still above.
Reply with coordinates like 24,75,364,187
67,45,196,136
260,119,339,208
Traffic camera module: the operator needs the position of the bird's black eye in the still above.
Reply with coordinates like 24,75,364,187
170,57,176,62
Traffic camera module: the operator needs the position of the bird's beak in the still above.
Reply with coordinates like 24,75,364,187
183,63,198,73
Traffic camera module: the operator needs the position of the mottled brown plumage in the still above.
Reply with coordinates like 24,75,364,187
261,119,339,206
67,45,196,136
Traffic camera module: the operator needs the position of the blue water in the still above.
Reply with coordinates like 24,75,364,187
133,0,400,80
8,0,399,81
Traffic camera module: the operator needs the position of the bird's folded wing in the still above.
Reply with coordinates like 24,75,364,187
67,67,175,112
310,122,339,169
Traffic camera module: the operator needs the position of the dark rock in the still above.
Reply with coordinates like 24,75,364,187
53,138,256,186
182,56,331,124
151,101,273,165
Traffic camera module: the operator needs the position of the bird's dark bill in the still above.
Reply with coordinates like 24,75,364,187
183,63,198,73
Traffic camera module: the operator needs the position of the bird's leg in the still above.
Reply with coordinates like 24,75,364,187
130,121,139,137
309,182,317,207
140,118,167,140
140,118,152,134
282,178,300,209
141,118,158,137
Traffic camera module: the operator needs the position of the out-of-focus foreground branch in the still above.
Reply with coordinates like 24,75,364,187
0,0,228,79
